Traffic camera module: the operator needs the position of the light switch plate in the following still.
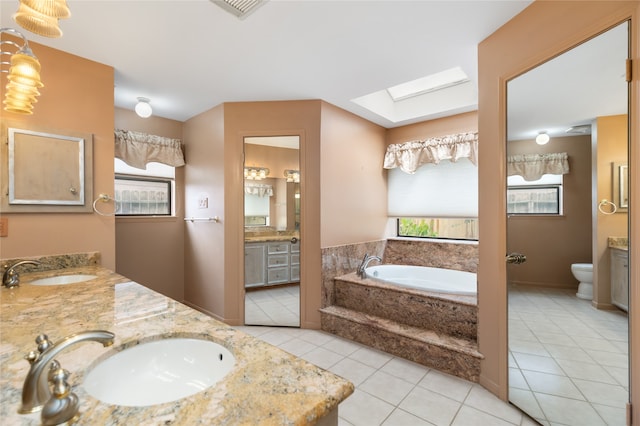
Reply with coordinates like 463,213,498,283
198,197,208,209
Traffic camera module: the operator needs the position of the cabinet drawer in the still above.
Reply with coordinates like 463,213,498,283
290,254,300,266
268,267,290,284
268,254,289,267
290,265,300,282
290,241,300,253
268,243,289,255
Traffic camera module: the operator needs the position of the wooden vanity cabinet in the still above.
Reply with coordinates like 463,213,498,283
245,242,267,288
245,240,299,288
610,248,629,312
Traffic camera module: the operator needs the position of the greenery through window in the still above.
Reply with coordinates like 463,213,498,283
398,218,478,240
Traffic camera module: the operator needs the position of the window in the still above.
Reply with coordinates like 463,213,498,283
507,186,560,214
397,218,478,240
507,174,563,215
114,159,175,216
114,176,171,215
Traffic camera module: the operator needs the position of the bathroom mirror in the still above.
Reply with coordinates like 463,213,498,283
0,123,94,213
506,22,629,424
613,162,628,211
243,135,301,327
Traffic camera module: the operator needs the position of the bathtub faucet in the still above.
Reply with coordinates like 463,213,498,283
357,254,381,278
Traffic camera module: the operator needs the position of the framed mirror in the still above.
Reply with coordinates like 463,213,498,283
243,135,301,327
506,22,629,425
1,124,93,213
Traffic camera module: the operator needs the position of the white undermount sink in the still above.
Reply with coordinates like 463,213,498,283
27,274,99,286
83,338,235,407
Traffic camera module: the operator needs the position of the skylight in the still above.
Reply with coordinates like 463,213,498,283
351,66,477,125
386,67,470,101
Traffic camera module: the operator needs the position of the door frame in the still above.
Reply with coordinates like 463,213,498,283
477,2,639,416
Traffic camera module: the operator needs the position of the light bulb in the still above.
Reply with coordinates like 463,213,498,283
135,97,152,118
535,132,550,145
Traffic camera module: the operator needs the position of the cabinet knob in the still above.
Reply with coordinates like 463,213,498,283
291,237,298,244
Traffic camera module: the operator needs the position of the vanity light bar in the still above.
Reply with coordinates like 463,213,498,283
244,167,269,180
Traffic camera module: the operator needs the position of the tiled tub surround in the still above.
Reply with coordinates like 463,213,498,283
320,239,481,382
0,263,353,425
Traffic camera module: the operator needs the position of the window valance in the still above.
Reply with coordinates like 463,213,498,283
383,131,478,174
114,129,185,169
245,183,273,197
507,152,570,181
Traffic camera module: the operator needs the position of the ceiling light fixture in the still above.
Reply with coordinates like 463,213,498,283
1,27,44,115
13,0,71,38
135,97,152,118
535,132,550,145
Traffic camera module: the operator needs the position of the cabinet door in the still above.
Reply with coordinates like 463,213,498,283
610,250,629,312
245,243,267,288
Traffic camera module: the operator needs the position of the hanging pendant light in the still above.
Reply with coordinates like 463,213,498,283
1,28,44,115
13,0,71,38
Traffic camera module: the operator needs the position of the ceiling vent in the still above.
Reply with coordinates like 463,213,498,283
565,124,592,135
211,0,268,19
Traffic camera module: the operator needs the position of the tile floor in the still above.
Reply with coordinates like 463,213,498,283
234,325,537,426
244,284,300,327
509,284,629,426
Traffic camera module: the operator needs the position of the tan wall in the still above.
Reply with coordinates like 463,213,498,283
319,102,388,247
182,104,227,319
478,2,639,415
182,100,323,326
114,108,185,301
0,41,116,269
244,144,299,173
385,111,478,145
507,135,592,289
594,114,629,309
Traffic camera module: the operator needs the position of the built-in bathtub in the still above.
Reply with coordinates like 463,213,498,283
364,264,477,296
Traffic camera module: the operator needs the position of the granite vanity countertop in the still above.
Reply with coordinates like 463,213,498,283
608,236,629,251
245,235,300,243
0,266,353,425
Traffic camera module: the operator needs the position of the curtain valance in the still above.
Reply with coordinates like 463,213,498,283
245,183,273,197
383,131,478,174
114,129,185,169
507,152,570,181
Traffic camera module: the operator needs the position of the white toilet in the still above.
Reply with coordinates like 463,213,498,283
571,263,593,300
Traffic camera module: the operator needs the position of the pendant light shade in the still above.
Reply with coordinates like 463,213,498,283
13,0,71,38
1,28,44,115
21,0,71,18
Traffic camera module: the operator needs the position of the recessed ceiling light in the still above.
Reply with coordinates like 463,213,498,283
386,67,470,101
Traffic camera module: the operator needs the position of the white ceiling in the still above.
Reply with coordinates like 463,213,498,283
507,21,628,141
1,0,532,128
2,1,626,140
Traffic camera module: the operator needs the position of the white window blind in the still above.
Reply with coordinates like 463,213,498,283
387,158,478,217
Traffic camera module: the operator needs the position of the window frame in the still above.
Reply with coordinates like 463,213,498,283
396,217,479,241
114,174,173,217
506,184,562,215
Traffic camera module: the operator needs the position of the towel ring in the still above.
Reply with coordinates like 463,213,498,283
93,194,117,216
598,199,617,215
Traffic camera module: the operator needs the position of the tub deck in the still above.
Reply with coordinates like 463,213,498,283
320,272,482,382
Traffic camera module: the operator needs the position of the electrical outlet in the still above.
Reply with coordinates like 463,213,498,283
198,197,208,209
